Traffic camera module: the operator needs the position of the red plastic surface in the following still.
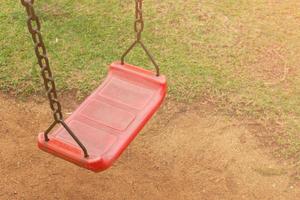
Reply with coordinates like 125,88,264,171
38,62,167,172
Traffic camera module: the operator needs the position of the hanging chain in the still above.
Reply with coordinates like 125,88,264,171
121,0,160,76
21,0,89,157
134,0,144,41
21,0,63,122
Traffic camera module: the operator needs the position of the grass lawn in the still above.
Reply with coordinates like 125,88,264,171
0,1,299,158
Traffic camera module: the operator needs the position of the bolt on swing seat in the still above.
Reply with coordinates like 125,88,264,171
21,0,166,171
38,62,166,171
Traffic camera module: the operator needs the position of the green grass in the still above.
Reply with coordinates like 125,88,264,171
0,1,299,158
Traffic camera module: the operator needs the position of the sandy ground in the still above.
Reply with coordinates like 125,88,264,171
0,94,300,200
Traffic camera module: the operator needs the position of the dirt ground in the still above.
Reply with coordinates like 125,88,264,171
0,93,300,200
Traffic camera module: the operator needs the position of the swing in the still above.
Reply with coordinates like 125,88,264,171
21,0,166,172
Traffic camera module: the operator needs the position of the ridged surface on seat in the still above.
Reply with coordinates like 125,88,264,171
38,62,167,172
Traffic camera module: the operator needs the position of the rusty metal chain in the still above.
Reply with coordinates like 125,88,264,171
121,0,160,76
134,0,144,41
21,0,88,157
21,0,63,122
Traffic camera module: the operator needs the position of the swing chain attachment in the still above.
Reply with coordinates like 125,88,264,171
121,0,160,76
21,0,89,158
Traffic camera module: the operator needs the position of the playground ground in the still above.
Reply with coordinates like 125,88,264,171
1,94,300,199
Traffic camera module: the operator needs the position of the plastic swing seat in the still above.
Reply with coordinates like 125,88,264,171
21,0,165,172
38,62,167,172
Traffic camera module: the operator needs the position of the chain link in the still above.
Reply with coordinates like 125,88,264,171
21,0,63,122
21,0,89,157
121,0,160,76
134,0,144,41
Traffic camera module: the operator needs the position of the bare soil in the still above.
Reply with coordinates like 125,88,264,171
0,94,299,200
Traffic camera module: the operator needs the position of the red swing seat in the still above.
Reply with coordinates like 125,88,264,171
38,62,167,172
